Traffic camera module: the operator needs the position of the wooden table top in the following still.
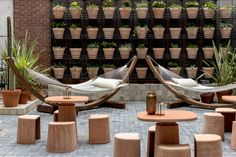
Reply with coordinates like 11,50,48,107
137,110,197,123
222,96,236,103
45,96,89,104
215,107,236,113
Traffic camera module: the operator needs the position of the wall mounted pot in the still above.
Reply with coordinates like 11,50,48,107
152,27,165,39
87,67,99,78
53,28,65,39
202,47,214,59
53,68,65,79
70,28,82,39
136,48,148,59
119,7,131,19
186,27,198,39
136,28,147,39
103,28,115,39
153,48,164,59
103,48,115,59
186,48,198,59
136,8,148,19
70,48,82,59
119,48,131,59
169,28,181,39
70,8,81,19
169,8,182,19
119,28,131,39
186,7,198,19
87,48,99,59
220,8,232,18
103,68,115,78
136,67,148,79
87,28,99,39
203,8,214,18
220,28,232,39
153,8,165,19
202,67,214,78
103,7,115,19
169,48,181,59
70,67,82,79
53,47,65,59
169,67,181,75
203,27,215,39
86,8,99,19
186,67,198,78
53,7,65,19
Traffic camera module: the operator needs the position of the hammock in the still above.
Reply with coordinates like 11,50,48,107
146,55,236,109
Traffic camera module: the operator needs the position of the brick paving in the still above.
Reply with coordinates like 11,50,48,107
0,101,235,157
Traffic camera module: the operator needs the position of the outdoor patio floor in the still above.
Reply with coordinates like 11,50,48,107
0,101,235,157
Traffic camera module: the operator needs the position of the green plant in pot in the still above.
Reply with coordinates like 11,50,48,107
119,43,132,59
119,0,132,19
69,1,82,19
52,3,66,19
203,1,217,19
168,61,181,75
70,23,82,39
136,42,148,59
219,22,233,39
101,64,116,78
184,0,199,19
219,4,234,18
87,42,100,59
136,1,148,19
86,3,99,19
135,24,149,39
186,22,198,39
52,21,66,39
119,24,131,39
103,0,115,19
52,63,66,79
169,3,182,19
101,41,117,59
152,0,166,19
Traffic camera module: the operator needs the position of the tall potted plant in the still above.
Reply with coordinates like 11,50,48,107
152,25,165,39
136,43,148,59
70,23,82,39
136,1,148,19
86,3,99,19
119,25,131,39
119,43,131,59
103,0,115,19
87,42,99,59
69,1,82,19
219,22,233,39
52,3,66,19
52,21,66,39
101,41,116,59
203,1,216,19
184,1,199,19
119,0,132,19
169,3,182,19
152,0,166,19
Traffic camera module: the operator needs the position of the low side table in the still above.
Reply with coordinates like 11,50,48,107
215,107,236,132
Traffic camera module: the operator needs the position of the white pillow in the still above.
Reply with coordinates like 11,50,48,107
91,77,122,89
171,78,198,87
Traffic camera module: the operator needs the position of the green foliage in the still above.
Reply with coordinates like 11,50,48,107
53,62,66,68
169,3,182,9
154,24,164,28
87,3,99,8
137,43,146,48
220,4,235,10
204,23,214,28
101,64,116,68
52,21,66,28
136,1,148,8
171,43,179,48
120,24,129,28
103,0,114,7
70,1,81,9
121,0,131,7
187,22,197,27
184,1,199,8
120,43,132,48
219,22,233,29
187,43,197,48
87,42,99,48
53,2,64,8
203,1,217,10
168,61,179,67
101,41,116,48
152,1,166,8
70,23,80,28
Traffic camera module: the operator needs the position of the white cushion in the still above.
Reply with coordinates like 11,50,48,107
171,78,198,87
91,77,122,89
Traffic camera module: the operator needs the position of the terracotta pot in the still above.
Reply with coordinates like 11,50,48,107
186,27,198,39
119,28,131,39
203,27,215,39
137,28,147,39
53,7,65,19
136,67,148,78
136,8,148,19
70,8,82,19
203,8,215,18
103,7,115,19
202,47,214,59
70,67,82,79
103,28,115,39
186,48,198,59
103,48,115,59
87,28,98,39
186,7,198,19
19,90,30,104
70,48,82,59
53,68,65,79
200,92,215,103
216,90,233,103
202,67,214,78
119,48,131,59
53,28,65,39
87,8,99,19
169,48,181,59
87,48,99,59
70,28,82,39
87,67,99,78
136,48,148,59
29,93,36,101
103,68,115,78
169,8,182,19
169,67,181,75
220,28,232,39
53,47,65,59
153,8,165,19
119,7,131,19
1,90,21,107
186,67,198,78
153,48,165,59
220,8,232,18
152,28,165,39
169,28,181,39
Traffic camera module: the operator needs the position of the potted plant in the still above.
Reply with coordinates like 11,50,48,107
135,25,149,39
169,27,181,39
86,26,99,39
70,66,82,79
202,24,215,39
86,3,99,19
69,1,82,19
153,47,165,59
53,46,65,59
202,45,214,59
169,43,181,59
136,1,148,19
220,4,234,18
219,22,233,39
52,3,66,19
119,0,132,19
184,0,199,19
101,64,116,78
70,23,82,39
169,3,182,19
203,1,217,19
136,43,148,59
87,64,99,78
52,21,66,39
52,63,66,79
87,42,99,59
168,61,181,75
103,0,116,19
70,47,82,59
119,43,132,59
185,64,198,78
152,25,165,39
103,27,115,39
186,43,198,59
101,41,116,59
186,23,198,39
136,64,148,79
152,0,166,19
119,25,131,39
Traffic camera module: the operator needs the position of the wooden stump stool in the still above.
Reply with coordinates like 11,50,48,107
113,133,140,157
47,122,77,153
17,115,40,144
194,134,222,157
203,112,224,140
231,121,236,150
53,110,59,121
89,114,110,144
156,144,191,157
147,125,156,157
215,108,236,132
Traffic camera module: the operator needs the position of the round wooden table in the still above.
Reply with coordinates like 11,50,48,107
137,110,197,156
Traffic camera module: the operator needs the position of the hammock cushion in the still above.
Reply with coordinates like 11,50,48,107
91,77,122,89
171,78,198,87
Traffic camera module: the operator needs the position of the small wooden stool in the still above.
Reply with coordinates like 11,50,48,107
194,134,222,157
215,108,236,132
47,122,77,153
203,112,224,140
147,125,156,157
53,110,59,121
17,115,40,144
156,144,191,157
89,114,110,144
113,133,140,157
231,121,236,150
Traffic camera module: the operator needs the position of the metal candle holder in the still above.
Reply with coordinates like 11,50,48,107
63,88,71,99
156,100,165,116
